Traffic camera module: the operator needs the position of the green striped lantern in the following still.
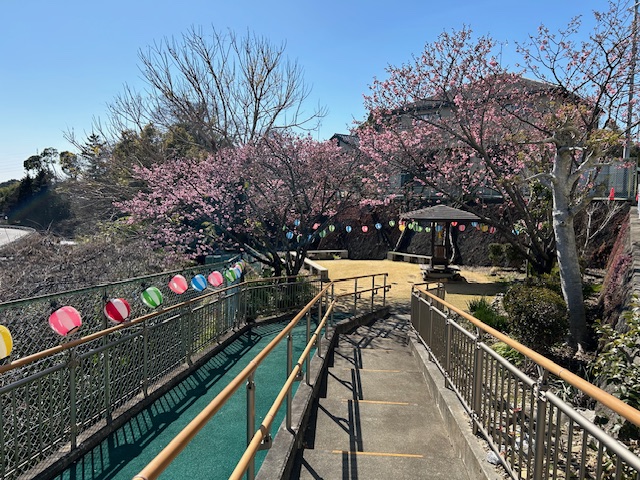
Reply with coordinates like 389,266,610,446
141,286,163,308
224,269,236,283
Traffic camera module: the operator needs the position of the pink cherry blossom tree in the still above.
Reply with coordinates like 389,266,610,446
119,132,386,277
360,1,638,347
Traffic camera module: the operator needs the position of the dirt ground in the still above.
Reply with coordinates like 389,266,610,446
315,259,518,312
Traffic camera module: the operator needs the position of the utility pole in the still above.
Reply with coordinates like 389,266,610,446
625,1,639,160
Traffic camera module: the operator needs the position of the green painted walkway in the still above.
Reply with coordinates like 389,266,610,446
54,320,314,480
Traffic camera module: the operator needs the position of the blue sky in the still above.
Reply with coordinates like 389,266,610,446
0,0,606,182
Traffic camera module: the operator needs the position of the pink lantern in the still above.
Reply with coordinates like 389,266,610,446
458,224,466,232
104,298,131,324
451,221,458,227
168,274,189,294
49,306,82,336
362,225,369,233
208,271,224,287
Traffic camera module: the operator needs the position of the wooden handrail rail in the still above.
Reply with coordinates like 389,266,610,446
132,284,331,480
414,285,640,428
229,301,335,480
0,276,319,375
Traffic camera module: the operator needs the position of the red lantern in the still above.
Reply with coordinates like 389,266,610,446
451,221,458,227
104,298,131,324
362,225,369,233
208,271,224,287
49,306,82,336
608,187,615,201
168,274,188,294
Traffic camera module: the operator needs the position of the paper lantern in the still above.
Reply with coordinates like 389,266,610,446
458,224,466,232
286,231,294,240
451,221,458,227
608,187,615,201
294,219,300,226
416,226,424,232
104,298,131,324
234,262,243,273
224,269,236,283
49,306,82,336
489,226,497,234
141,287,163,309
481,224,489,232
375,223,382,230
471,222,479,228
399,224,406,232
319,230,327,238
346,225,352,233
168,274,188,294
0,326,13,359
425,226,431,233
389,220,396,227
191,274,208,292
233,266,243,279
313,223,320,230
208,271,224,287
328,225,335,232
362,225,369,233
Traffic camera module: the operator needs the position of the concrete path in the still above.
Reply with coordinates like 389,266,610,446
290,314,471,480
0,226,32,248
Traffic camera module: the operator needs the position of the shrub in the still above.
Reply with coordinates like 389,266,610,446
467,297,509,332
491,341,524,367
503,285,569,353
591,306,640,441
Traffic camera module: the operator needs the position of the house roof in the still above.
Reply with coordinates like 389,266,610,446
400,205,480,222
330,133,359,147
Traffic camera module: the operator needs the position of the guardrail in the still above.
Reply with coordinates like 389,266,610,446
0,274,322,480
132,273,390,480
411,284,640,480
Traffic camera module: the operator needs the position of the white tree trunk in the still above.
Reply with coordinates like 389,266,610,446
552,150,588,347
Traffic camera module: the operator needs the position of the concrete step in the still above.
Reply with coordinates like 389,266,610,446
294,448,467,480
291,317,471,479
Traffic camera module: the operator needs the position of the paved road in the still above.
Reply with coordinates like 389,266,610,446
0,227,32,248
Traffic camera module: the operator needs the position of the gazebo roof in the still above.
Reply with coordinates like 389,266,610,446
400,205,480,222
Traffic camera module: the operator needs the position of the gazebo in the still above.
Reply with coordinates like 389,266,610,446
390,205,480,279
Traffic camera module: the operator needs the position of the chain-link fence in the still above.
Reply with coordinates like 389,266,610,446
0,264,322,480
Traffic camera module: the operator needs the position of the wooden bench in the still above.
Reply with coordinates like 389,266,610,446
387,251,432,264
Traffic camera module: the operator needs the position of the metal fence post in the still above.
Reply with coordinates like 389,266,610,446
533,370,549,480
444,316,451,376
330,284,335,329
371,276,375,312
383,274,387,307
142,320,149,396
306,311,311,385
353,278,358,315
286,333,293,430
68,347,78,449
246,372,256,480
472,334,483,435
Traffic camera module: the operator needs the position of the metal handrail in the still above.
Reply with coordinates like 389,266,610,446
230,300,335,480
132,284,331,480
415,285,640,428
